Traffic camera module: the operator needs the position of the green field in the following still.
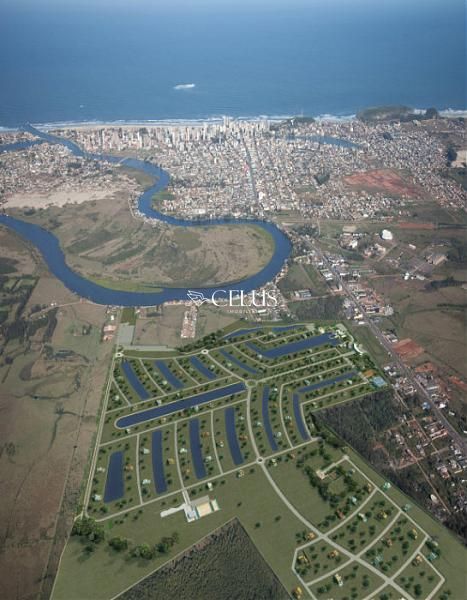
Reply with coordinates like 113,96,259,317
51,322,466,600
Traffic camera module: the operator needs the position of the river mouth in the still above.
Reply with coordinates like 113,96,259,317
0,126,291,306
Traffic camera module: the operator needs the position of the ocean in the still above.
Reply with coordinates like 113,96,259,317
0,0,465,127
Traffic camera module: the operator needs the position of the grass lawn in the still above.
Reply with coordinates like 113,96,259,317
347,323,391,367
53,468,309,599
138,425,181,501
53,322,467,600
329,492,398,554
269,444,373,532
88,436,140,518
395,555,442,599
344,449,466,600
295,539,351,582
310,560,385,599
363,515,423,576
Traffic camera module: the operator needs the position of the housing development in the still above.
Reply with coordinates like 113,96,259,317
51,323,464,600
0,108,466,600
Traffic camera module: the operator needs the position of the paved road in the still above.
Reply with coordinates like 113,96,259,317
315,244,467,453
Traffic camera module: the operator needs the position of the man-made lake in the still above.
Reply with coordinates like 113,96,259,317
116,382,246,428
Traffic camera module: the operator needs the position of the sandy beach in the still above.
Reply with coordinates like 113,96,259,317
3,187,120,209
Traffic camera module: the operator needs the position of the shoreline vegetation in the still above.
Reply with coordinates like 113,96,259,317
357,105,443,123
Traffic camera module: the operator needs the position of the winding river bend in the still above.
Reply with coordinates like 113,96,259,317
0,125,292,306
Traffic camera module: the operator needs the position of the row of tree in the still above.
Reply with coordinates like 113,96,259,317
72,516,180,559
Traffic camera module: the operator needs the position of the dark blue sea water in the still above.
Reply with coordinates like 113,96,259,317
0,0,465,127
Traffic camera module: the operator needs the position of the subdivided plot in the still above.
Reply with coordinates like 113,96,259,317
116,360,153,402
151,430,168,493
137,427,179,501
103,451,124,503
261,385,279,451
188,355,218,381
225,407,244,466
154,359,185,389
65,321,463,600
246,332,338,359
218,348,259,376
116,382,247,428
189,419,207,479
292,393,311,441
250,384,288,456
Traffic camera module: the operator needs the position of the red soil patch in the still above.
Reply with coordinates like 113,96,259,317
393,338,424,360
415,362,436,373
398,222,435,230
449,376,467,392
344,169,422,198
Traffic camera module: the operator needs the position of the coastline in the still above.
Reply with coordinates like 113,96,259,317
1,107,465,133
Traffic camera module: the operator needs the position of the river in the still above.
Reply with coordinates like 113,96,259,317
0,126,292,306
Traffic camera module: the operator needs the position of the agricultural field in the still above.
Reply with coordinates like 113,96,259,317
51,322,465,600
